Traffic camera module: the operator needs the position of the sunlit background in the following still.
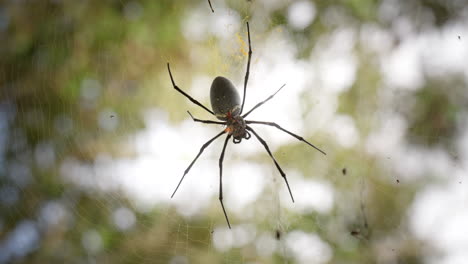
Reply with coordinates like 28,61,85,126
1,0,468,263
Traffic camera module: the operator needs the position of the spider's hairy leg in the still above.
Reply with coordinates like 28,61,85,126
240,22,252,115
246,120,326,155
171,130,226,198
242,84,286,118
167,63,215,116
219,134,232,229
246,126,295,203
187,111,225,125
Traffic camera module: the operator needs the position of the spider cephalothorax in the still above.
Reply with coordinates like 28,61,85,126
225,111,250,143
167,22,326,229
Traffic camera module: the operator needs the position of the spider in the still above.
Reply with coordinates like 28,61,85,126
167,22,326,228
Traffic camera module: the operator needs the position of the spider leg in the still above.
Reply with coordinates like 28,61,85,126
246,126,295,203
242,84,286,118
246,120,326,155
187,111,225,125
167,63,215,116
171,130,226,198
240,22,252,115
207,0,214,12
219,134,232,229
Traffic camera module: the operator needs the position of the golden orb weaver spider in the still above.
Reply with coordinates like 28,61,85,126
167,22,326,228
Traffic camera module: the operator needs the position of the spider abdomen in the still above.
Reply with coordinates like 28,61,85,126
210,76,240,120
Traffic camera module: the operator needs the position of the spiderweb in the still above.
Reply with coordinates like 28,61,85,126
1,0,468,263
